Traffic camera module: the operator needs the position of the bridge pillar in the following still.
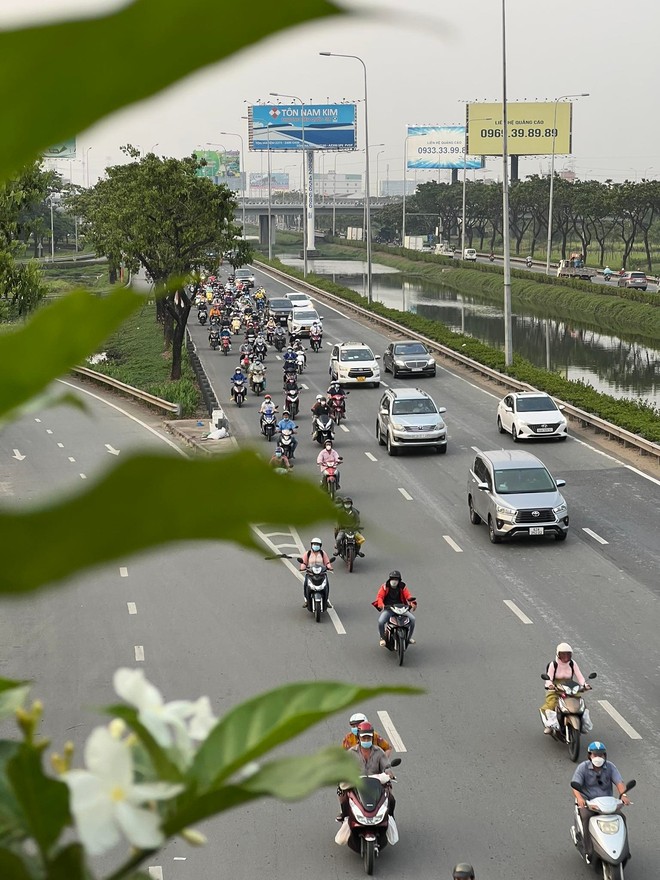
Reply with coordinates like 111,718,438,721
258,214,275,248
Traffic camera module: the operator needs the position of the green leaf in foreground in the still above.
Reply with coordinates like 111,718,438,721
0,450,338,594
0,288,142,420
0,0,343,180
190,681,421,789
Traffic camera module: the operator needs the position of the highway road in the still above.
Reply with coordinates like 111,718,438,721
1,277,657,879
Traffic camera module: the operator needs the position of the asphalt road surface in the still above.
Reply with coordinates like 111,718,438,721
1,276,658,879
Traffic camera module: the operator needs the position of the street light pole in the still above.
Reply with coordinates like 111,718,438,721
545,93,589,275
267,125,273,260
461,114,492,258
219,131,247,238
376,149,385,199
270,92,308,276
402,133,411,246
49,195,55,262
85,146,92,188
321,52,373,303
501,0,513,366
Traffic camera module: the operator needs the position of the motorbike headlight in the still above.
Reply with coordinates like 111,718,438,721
596,818,620,835
373,802,389,824
495,504,515,516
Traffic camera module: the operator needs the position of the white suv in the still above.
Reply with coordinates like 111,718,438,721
329,342,380,388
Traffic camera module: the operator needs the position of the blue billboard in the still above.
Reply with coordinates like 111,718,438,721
406,125,483,170
249,104,357,151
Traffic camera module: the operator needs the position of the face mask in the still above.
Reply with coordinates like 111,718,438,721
591,756,605,768
359,739,373,749
311,545,321,552
389,580,400,589
350,727,359,736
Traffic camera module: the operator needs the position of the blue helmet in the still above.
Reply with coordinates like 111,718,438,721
588,741,606,753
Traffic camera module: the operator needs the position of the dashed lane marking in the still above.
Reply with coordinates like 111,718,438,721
377,710,407,753
503,599,533,625
57,442,64,448
598,700,642,740
34,418,41,423
148,869,163,880
68,457,76,462
46,429,53,434
127,602,137,615
119,567,128,577
398,487,413,501
365,452,377,461
79,474,87,480
583,527,609,545
340,424,349,432
442,535,463,553
134,645,145,662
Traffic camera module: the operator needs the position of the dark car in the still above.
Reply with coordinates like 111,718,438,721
382,341,436,378
267,297,294,326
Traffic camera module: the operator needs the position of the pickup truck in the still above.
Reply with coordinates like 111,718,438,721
556,259,596,281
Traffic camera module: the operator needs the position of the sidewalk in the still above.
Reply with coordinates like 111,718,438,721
165,419,235,456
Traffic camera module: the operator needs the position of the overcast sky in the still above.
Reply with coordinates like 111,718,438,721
4,0,659,189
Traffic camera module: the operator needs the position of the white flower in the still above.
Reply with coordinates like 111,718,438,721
113,668,194,748
188,696,217,741
63,727,182,856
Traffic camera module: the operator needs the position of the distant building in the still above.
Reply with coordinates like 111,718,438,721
313,172,363,197
378,179,416,197
559,169,577,183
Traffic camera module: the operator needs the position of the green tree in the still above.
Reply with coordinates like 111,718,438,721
74,151,240,379
227,239,254,271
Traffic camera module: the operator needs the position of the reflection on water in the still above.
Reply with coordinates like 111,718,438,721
279,255,660,405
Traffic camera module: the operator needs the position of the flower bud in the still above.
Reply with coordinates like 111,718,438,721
181,827,207,847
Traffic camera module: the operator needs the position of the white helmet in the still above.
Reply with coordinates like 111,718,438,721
349,712,368,727
556,642,573,657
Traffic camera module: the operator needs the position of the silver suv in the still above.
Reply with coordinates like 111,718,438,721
467,449,568,543
376,387,447,456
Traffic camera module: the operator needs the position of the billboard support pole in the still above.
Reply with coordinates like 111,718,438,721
219,131,246,238
267,125,273,260
306,150,315,256
501,0,513,366
402,134,411,246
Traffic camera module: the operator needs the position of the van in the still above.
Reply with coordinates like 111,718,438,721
463,248,477,262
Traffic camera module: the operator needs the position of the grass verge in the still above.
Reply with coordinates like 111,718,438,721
89,302,201,417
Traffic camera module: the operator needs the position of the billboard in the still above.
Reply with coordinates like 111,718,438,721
249,104,357,151
466,102,572,156
194,149,240,179
249,172,290,191
406,125,483,170
44,138,76,158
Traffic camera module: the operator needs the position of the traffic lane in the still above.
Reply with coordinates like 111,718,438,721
475,254,660,292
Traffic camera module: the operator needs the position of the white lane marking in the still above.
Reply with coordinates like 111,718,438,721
119,567,128,577
623,463,660,488
559,433,660,488
376,710,407,753
471,445,481,452
134,645,145,662
105,444,120,456
328,607,346,634
79,473,87,479
598,700,642,740
275,355,281,360
173,857,187,861
301,383,309,390
148,868,163,880
380,381,389,387
583,527,609,545
56,379,186,456
340,424,349,432
503,599,533,625
34,418,41,423
251,525,346,635
365,452,377,461
249,263,350,318
57,442,64,448
12,449,26,461
68,456,76,462
443,535,463,553
46,429,53,434
325,341,333,346
398,487,413,501
127,602,137,615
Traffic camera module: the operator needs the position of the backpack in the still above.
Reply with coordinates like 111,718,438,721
546,658,574,680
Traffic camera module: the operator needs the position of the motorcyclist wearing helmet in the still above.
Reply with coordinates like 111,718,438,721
230,366,246,400
299,537,333,608
341,712,391,755
373,571,416,647
317,440,342,489
283,346,297,369
269,446,292,471
452,865,476,879
540,643,589,734
259,393,276,415
276,410,298,458
571,742,630,864
334,497,365,558
338,721,395,821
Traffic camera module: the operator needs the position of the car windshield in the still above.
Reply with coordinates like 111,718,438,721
630,272,646,279
394,343,427,356
340,349,373,362
269,300,290,308
494,467,556,494
392,399,437,415
235,270,251,278
288,294,309,302
294,311,318,320
515,396,557,413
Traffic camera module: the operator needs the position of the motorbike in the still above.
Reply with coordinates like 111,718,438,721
540,672,597,761
274,331,286,352
208,328,220,350
232,379,246,408
220,335,231,355
526,257,533,268
296,350,306,374
310,331,322,352
209,314,221,327
197,308,208,325
278,428,296,458
321,461,341,499
328,393,347,424
603,271,614,282
231,316,242,334
266,327,275,345
338,528,362,573
261,408,278,441
254,341,268,361
283,386,300,419
297,557,335,622
489,253,495,262
250,371,266,396
380,602,416,666
313,413,335,445
338,759,402,875
570,780,635,879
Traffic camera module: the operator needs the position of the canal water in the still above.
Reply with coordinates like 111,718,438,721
278,256,660,407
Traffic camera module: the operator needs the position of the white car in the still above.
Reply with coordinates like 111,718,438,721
285,292,313,309
497,392,568,442
329,342,380,388
287,308,322,337
463,248,477,261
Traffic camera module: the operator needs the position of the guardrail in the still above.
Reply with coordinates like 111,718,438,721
185,329,219,416
254,259,660,464
71,366,182,416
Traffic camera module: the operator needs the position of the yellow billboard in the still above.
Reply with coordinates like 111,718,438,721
466,102,572,156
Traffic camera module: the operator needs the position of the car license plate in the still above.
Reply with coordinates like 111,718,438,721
412,367,423,372
357,376,365,382
529,527,544,536
537,427,553,433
